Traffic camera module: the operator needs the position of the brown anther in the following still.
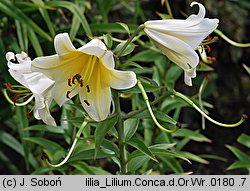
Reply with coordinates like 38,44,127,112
72,76,76,84
80,79,84,87
68,78,72,86
7,82,13,90
66,91,71,98
13,93,19,106
205,45,211,53
86,85,90,93
84,99,90,106
75,74,81,80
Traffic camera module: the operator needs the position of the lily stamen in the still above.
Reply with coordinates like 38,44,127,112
66,91,71,99
84,99,90,106
86,85,90,93
68,78,71,86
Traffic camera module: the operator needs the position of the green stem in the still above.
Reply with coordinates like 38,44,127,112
123,91,170,120
165,0,173,18
113,91,127,174
116,24,145,59
198,78,208,130
44,119,89,168
137,80,180,133
173,90,247,128
214,29,250,48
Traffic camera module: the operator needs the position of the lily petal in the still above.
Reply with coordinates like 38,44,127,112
54,33,76,55
110,70,137,89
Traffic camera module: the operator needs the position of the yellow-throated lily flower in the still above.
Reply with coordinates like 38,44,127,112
6,52,56,126
144,2,219,86
31,33,137,121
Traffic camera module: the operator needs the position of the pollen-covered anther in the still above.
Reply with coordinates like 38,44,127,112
66,91,71,98
75,74,81,80
7,82,14,90
86,85,90,93
84,99,90,106
68,79,72,87
80,79,84,87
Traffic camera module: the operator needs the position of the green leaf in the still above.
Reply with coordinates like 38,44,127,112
23,124,65,134
31,0,55,37
45,1,92,37
23,137,65,161
227,161,250,170
198,154,227,162
28,28,43,56
116,22,130,35
0,151,20,174
124,118,139,142
173,129,211,143
127,138,158,162
127,156,149,172
177,151,209,164
0,130,38,168
129,50,162,62
0,0,52,41
103,34,113,49
165,64,182,88
114,42,135,57
68,149,114,163
226,145,250,162
243,64,250,75
130,110,177,125
121,78,162,93
158,156,184,173
94,115,118,158
129,147,190,163
90,23,137,33
70,161,96,175
237,133,250,149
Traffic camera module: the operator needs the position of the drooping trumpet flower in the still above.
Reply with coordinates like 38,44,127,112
144,2,219,86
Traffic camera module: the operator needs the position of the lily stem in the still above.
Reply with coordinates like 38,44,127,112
116,24,145,59
172,90,247,127
44,119,89,168
214,29,250,48
114,91,127,174
137,80,180,133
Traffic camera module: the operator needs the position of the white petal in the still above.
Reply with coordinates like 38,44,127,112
6,52,15,61
54,33,76,55
110,70,137,89
78,39,114,69
184,71,192,86
144,28,199,69
79,65,111,121
50,82,70,106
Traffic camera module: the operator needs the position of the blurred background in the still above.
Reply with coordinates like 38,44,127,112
0,0,249,174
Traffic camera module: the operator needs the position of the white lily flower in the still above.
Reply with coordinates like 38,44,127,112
31,33,137,121
6,51,56,126
144,1,219,86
